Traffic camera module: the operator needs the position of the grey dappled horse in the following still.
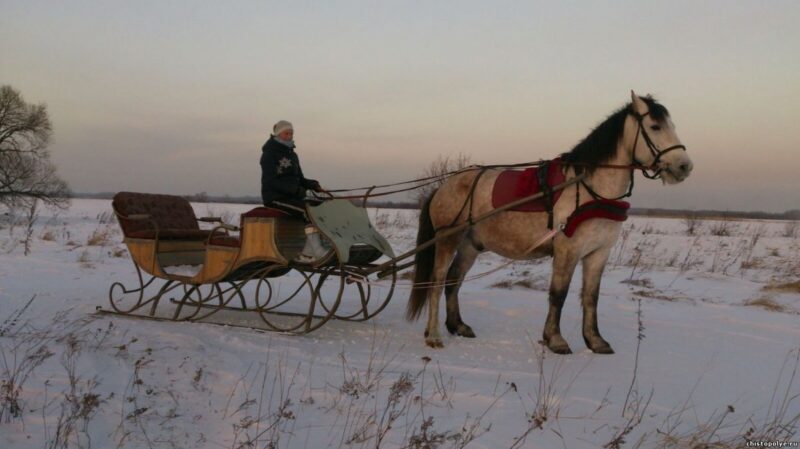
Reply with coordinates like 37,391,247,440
408,92,693,353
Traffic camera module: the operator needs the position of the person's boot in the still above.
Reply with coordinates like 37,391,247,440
295,226,328,263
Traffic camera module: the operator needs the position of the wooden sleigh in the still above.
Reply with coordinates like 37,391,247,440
102,192,397,334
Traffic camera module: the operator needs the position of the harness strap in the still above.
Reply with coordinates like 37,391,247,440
466,168,489,226
537,160,556,229
443,167,489,230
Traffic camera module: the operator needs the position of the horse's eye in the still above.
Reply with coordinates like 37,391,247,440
650,124,662,131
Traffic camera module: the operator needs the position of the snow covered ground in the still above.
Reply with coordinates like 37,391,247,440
1,199,798,448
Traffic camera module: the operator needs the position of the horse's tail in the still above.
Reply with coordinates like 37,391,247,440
407,190,438,321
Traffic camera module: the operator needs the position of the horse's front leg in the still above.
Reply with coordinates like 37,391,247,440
543,251,579,354
580,247,615,354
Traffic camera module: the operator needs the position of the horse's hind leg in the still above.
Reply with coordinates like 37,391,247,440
425,234,463,348
444,241,480,338
543,250,580,354
580,247,615,354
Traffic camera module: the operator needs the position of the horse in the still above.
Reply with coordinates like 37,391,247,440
407,91,693,354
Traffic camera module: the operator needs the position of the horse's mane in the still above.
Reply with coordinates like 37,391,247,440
560,96,669,170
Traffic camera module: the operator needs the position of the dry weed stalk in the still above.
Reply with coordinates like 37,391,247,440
510,335,591,449
222,342,304,449
784,221,798,238
709,216,730,237
23,198,39,255
683,213,700,236
1,341,53,422
45,333,104,449
634,348,800,448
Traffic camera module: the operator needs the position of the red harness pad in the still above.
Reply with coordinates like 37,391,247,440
491,160,566,212
563,199,630,237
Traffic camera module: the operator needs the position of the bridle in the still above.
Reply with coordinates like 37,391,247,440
577,107,688,201
631,110,688,180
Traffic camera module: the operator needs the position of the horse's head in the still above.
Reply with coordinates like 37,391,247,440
630,91,693,184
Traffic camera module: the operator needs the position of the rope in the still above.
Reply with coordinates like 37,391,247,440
319,161,553,200
319,159,651,201
348,227,559,290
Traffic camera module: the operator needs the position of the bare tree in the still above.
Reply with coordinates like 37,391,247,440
416,152,474,206
0,85,70,209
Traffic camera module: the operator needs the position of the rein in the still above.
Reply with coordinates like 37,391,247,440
319,108,687,203
317,161,551,201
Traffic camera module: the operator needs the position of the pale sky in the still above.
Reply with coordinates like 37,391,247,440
2,1,799,211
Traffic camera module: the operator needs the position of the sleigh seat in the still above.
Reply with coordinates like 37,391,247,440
113,192,240,280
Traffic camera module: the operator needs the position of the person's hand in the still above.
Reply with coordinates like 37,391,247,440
310,180,322,192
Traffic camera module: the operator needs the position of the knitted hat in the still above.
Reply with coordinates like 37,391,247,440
273,120,293,135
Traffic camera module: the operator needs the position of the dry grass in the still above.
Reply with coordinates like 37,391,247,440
86,228,112,246
683,213,700,236
709,219,735,237
639,349,800,448
632,290,680,302
490,278,545,290
111,247,127,258
744,296,787,313
621,278,654,288
40,230,56,241
740,257,763,270
763,280,800,294
77,250,93,268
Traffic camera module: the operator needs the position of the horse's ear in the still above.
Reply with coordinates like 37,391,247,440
630,90,648,115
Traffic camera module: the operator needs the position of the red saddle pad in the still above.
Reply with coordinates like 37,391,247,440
491,159,566,212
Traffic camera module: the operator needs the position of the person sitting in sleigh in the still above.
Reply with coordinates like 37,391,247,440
260,120,328,263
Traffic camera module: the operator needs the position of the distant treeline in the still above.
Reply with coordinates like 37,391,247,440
74,192,263,204
73,192,799,221
627,208,800,221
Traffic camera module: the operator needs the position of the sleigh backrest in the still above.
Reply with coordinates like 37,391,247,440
112,192,200,239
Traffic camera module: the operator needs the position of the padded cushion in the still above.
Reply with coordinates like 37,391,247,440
492,160,566,212
242,207,291,219
113,192,200,237
208,235,241,247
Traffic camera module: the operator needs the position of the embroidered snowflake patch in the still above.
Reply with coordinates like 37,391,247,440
277,157,292,174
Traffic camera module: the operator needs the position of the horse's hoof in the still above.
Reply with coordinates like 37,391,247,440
590,345,615,354
426,339,444,349
457,324,476,338
446,321,476,338
549,344,573,355
543,335,572,354
585,336,615,354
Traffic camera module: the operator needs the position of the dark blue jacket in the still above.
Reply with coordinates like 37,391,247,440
260,136,319,204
